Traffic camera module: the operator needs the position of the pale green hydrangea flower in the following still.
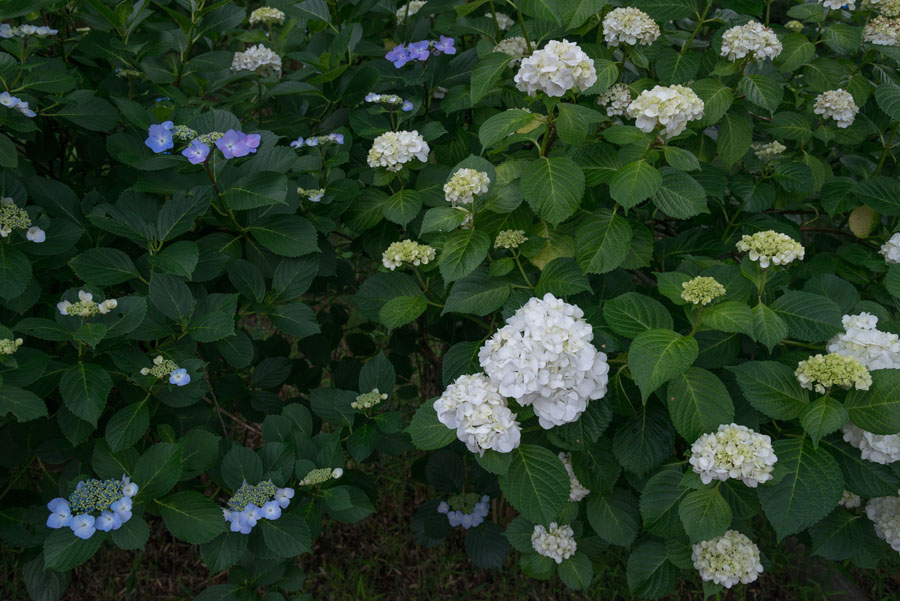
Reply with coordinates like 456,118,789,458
681,276,726,305
0,338,23,355
795,352,872,394
752,141,786,161
352,388,387,410
249,7,285,26
57,290,117,317
443,168,490,205
382,240,435,270
692,530,763,588
735,230,804,268
494,229,527,250
785,20,805,32
299,467,343,486
140,355,179,379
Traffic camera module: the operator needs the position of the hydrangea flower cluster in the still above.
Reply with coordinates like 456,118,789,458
627,85,705,137
494,229,528,249
57,290,117,317
396,0,427,22
478,294,610,429
367,130,429,171
735,230,804,268
443,168,490,205
602,8,660,46
559,453,590,502
146,122,260,163
841,490,862,508
692,530,763,588
794,353,872,394
785,20,805,32
531,522,577,564
385,37,456,68
382,240,436,270
821,0,855,9
598,83,632,117
492,12,515,30
864,16,900,44
298,467,343,486
231,45,282,76
297,187,325,202
0,91,36,118
222,480,294,534
843,423,900,464
0,337,23,356
364,93,414,112
290,133,345,148
813,89,859,128
352,388,387,410
514,39,597,97
681,276,726,305
140,355,191,387
880,0,900,16
828,313,900,371
46,475,138,539
437,493,490,529
249,7,285,26
434,373,522,455
0,197,44,242
753,141,787,161
689,424,777,487
0,23,57,38
866,493,900,551
881,233,900,263
720,21,783,61
493,37,530,64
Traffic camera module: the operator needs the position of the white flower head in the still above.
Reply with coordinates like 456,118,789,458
531,522,577,563
626,85,705,138
840,490,862,508
882,233,900,264
396,0,427,23
735,230,804,268
598,83,632,117
443,168,490,205
249,7,286,26
864,16,900,45
433,373,522,455
720,21,782,61
692,530,763,588
813,89,859,128
821,0,856,8
367,130,429,171
602,8,660,46
689,423,777,487
867,493,900,552
492,12,515,30
795,353,872,395
231,45,282,76
828,313,900,372
26,226,45,243
493,37,530,65
843,422,900,464
559,452,590,502
514,39,597,98
381,240,435,270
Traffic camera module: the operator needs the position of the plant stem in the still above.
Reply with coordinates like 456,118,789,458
681,2,711,55
513,251,534,288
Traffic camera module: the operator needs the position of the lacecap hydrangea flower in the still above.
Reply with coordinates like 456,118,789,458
364,93,414,112
882,233,900,263
720,21,782,61
692,530,763,588
297,188,325,203
367,130,429,171
493,37,530,65
531,522,577,564
867,493,900,551
437,493,490,529
689,423,777,487
795,353,872,394
140,355,191,387
385,37,455,68
598,83,632,117
681,276,726,305
602,8,660,46
820,0,856,9
813,89,859,128
0,91,37,118
290,132,345,148
298,467,343,486
0,197,44,242
57,290,117,317
735,230,804,268
514,39,597,97
0,23,58,38
222,480,294,534
231,45,281,76
559,453,590,502
0,337,23,356
145,121,174,153
864,16,900,44
627,85,705,137
494,229,527,250
396,0,427,22
479,294,610,429
216,129,261,159
434,373,522,455
382,240,435,270
444,168,490,205
353,388,387,410
753,141,787,161
841,490,862,508
249,6,285,26
46,475,139,539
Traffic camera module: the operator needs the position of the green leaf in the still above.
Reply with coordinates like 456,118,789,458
640,469,688,536
678,488,731,542
808,508,865,561
692,79,733,126
466,522,510,569
556,104,605,145
359,353,396,395
111,515,150,550
854,177,900,216
651,168,708,219
728,361,810,419
406,402,457,450
667,368,735,442
586,488,641,547
575,209,632,274
628,329,699,401
701,301,754,336
420,207,468,235
248,215,318,257
758,437,843,541
656,50,700,85
663,146,701,172
149,273,195,322
439,229,490,283
69,248,140,285
105,401,150,453
844,369,900,435
518,0,563,23
738,75,784,112
134,442,183,501
770,291,842,342
470,53,515,104
612,403,676,476
479,109,539,150
631,0,696,20
260,513,312,557
157,491,228,544
59,363,112,426
626,539,679,599
43,529,103,571
875,82,900,121
558,551,594,591
444,269,510,315
0,245,32,300
221,446,263,491
535,257,592,297
226,259,265,303
776,34,816,72
499,444,570,525
800,396,848,447
225,172,287,210
151,240,199,278
200,532,248,573
718,112,752,165
821,437,900,497
773,162,815,192
520,157,585,225
0,384,48,422
752,302,789,352
609,160,662,210
310,388,356,427
603,293,673,339
157,187,211,242
382,189,422,226
267,302,319,338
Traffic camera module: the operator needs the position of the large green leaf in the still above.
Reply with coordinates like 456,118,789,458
224,172,287,210
603,293,673,339
406,402,456,450
260,513,312,557
43,530,103,571
248,215,318,257
651,169,708,219
752,302,789,352
444,268,510,315
134,442,183,501
844,369,900,435
728,361,810,419
609,160,662,210
535,257,592,297
498,444,570,525
667,368,735,442
700,301,754,337
628,329,699,401
69,248,140,285
739,74,784,112
381,189,422,226
471,53,515,104
586,488,641,547
438,229,490,283
854,177,900,216
640,469,688,536
800,396,848,447
521,157,585,225
0,384,48,423
678,488,731,542
575,209,632,274
612,403,676,476
59,363,112,426
157,491,228,544
770,291,842,342
626,539,679,599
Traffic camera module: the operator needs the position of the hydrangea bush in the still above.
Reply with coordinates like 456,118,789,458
2,0,900,599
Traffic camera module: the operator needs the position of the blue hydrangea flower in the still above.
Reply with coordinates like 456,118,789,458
245,133,261,152
145,123,174,153
290,136,305,148
182,139,210,164
408,40,430,61
223,481,293,534
261,500,282,520
110,497,132,522
216,129,249,159
401,100,414,112
70,514,96,540
122,476,139,498
433,36,456,55
239,504,261,530
386,44,412,68
275,487,294,508
45,474,137,539
328,133,344,144
169,368,190,386
95,510,121,532
437,501,449,514
439,494,490,529
46,498,72,529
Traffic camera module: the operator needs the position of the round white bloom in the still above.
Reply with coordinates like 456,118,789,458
249,7,285,26
864,16,900,45
559,452,590,502
821,0,855,9
843,423,900,464
867,493,900,551
840,490,862,508
231,45,281,76
602,8,660,46
494,37,530,65
598,83,632,117
367,130,429,171
381,240,435,270
882,233,900,264
692,530,763,588
514,39,597,97
720,21,782,61
627,85,705,138
493,12,515,30
531,522,577,564
433,374,522,455
813,89,859,128
444,168,490,205
396,0,427,22
479,293,609,429
828,313,900,372
689,423,777,487
735,230,804,268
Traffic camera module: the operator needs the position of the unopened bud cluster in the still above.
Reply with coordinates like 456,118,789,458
299,467,343,486
382,240,435,270
0,338,23,356
494,229,527,249
795,353,872,394
0,197,44,242
681,276,726,305
735,230,804,268
57,290,117,317
352,388,387,410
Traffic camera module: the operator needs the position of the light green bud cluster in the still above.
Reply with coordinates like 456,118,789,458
249,6,286,26
227,480,277,511
140,355,178,378
681,276,726,305
115,69,144,79
197,131,225,146
795,353,873,394
494,229,528,250
785,20,805,32
299,467,343,486
69,478,125,514
752,141,786,161
297,188,325,202
352,388,387,410
0,197,32,237
0,338,23,355
735,230,804,268
172,125,198,141
382,240,435,270
448,492,481,513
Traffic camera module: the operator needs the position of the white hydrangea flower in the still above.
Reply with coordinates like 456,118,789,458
492,12,515,30
843,423,900,464
828,313,900,372
513,39,597,97
753,141,787,161
249,7,285,26
531,522,577,563
494,37,530,65
396,0,427,22
602,8,660,46
231,45,282,76
864,16,900,45
692,530,763,588
882,233,900,263
479,294,610,429
559,453,590,502
720,21,783,61
795,353,872,394
840,490,862,508
867,493,900,551
813,89,859,128
735,230,804,268
626,85,705,138
882,0,900,16
598,83,632,117
821,0,856,9
381,240,435,270
443,168,490,205
433,373,522,455
367,130,430,171
689,423,777,487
